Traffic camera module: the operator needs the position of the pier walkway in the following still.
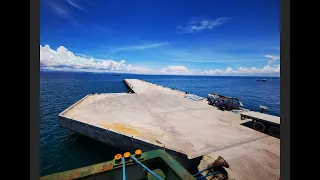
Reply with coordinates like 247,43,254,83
58,79,280,180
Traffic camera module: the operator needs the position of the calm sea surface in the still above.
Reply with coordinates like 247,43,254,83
40,71,280,176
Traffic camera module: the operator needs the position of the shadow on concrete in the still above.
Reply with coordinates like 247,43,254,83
240,121,253,129
240,121,280,139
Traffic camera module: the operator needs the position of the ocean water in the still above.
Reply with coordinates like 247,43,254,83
40,71,280,176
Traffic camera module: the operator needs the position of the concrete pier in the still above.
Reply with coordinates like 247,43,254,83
58,79,280,179
241,111,280,126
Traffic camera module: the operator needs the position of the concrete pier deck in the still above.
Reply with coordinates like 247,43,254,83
241,111,280,126
58,79,280,180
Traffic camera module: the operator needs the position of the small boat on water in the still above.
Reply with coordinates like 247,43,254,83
113,73,121,76
40,149,231,180
256,79,267,82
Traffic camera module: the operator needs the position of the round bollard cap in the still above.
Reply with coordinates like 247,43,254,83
124,152,131,158
135,149,142,155
114,154,122,160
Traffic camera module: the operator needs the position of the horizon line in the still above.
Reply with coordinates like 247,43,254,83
40,69,280,77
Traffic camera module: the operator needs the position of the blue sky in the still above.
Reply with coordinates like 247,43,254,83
40,0,280,76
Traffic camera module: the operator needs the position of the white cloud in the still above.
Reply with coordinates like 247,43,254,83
40,44,280,76
65,0,88,13
204,65,280,76
265,55,280,64
40,45,151,73
174,59,265,63
109,43,169,53
160,66,190,75
225,67,235,74
46,0,79,25
48,2,69,18
75,53,92,59
203,69,223,75
177,17,229,33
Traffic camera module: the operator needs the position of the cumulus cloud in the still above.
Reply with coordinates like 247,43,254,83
203,69,223,75
40,45,280,76
204,65,280,76
160,66,190,75
265,55,280,64
177,17,229,33
40,45,151,73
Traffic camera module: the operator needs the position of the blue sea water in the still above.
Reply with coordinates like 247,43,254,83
40,71,280,176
